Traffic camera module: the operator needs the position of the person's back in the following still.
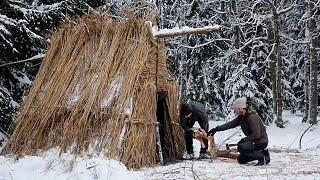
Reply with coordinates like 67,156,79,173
189,101,206,114
180,101,208,132
180,101,209,159
241,110,268,143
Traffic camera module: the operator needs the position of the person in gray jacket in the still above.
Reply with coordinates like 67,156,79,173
208,97,270,165
180,101,209,159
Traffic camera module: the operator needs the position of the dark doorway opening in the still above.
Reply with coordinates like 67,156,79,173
156,91,178,164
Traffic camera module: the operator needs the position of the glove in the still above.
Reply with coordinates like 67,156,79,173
208,128,217,136
238,137,249,144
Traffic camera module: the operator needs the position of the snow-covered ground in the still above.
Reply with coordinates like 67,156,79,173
0,111,319,180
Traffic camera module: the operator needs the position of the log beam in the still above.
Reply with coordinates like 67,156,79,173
145,21,220,38
217,150,239,159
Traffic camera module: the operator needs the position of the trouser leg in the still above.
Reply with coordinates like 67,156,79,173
200,138,208,154
185,131,194,154
237,140,268,164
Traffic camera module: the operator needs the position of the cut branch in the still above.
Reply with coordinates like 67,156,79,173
153,25,220,38
0,54,45,68
217,150,239,159
299,120,320,149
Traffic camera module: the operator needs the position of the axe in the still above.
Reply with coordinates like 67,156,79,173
226,143,237,150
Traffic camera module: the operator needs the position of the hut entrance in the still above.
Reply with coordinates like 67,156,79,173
156,91,177,164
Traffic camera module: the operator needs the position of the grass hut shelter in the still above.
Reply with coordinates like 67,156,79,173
3,13,185,169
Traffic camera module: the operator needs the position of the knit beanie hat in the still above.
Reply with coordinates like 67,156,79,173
233,97,247,109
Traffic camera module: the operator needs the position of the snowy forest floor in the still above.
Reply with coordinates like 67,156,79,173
143,110,320,180
144,148,320,180
0,110,320,180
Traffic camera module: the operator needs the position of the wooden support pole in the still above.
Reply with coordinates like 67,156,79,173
155,122,164,164
154,25,220,38
145,21,220,38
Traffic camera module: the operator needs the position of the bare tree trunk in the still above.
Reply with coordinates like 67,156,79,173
267,21,277,115
303,53,310,123
178,0,188,99
230,0,240,64
302,2,312,123
309,0,318,125
158,0,164,29
221,1,226,22
230,0,237,13
271,5,284,128
0,0,9,9
234,25,241,63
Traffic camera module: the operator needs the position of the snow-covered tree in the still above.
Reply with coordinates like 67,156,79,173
0,0,109,134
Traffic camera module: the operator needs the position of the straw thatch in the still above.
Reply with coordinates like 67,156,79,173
3,13,185,169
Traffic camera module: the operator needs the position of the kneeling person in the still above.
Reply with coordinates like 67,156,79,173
209,97,270,165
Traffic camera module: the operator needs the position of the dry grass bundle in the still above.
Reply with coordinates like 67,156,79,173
121,82,157,168
156,39,171,92
3,13,184,169
166,81,185,157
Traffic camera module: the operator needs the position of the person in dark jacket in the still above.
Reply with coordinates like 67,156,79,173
208,97,270,165
180,101,209,159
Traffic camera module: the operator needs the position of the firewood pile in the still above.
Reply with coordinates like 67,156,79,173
191,128,239,160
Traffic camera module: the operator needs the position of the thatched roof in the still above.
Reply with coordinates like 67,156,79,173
4,13,185,169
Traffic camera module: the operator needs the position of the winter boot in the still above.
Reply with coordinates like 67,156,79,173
183,153,195,160
256,149,270,166
198,152,211,159
237,153,258,164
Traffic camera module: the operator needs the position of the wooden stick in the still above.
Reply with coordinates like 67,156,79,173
208,135,217,159
299,120,319,149
154,26,220,38
217,150,239,159
208,135,239,160
155,122,164,164
0,54,45,67
145,21,220,38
